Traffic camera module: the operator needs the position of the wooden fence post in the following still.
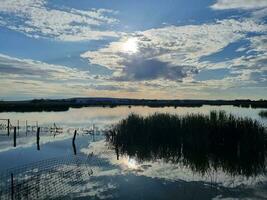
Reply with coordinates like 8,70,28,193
25,120,28,136
11,173,14,200
17,120,19,136
37,127,40,150
72,130,77,155
13,127,16,147
7,119,10,136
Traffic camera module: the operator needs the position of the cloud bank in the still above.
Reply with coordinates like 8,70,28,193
0,0,266,99
211,0,267,10
82,18,267,86
0,0,119,41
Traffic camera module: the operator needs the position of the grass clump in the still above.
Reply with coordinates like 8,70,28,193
259,110,267,118
107,111,266,176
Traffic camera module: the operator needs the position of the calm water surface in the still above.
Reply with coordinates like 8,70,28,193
0,106,267,199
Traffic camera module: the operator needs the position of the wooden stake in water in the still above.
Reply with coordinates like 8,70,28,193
17,120,19,136
7,119,10,136
37,127,40,150
25,120,28,136
11,173,14,200
115,136,119,160
72,130,77,155
13,127,16,147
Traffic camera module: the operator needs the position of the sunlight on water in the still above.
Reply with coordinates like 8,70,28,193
125,157,138,169
0,106,267,199
1,106,266,129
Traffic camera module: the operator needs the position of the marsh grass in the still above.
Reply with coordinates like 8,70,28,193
107,111,267,177
259,110,267,118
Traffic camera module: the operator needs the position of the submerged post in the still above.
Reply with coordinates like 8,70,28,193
72,130,77,155
115,135,119,160
11,173,14,200
13,127,16,147
7,119,10,136
25,120,28,136
37,127,40,150
17,120,19,136
73,130,77,143
92,124,95,141
115,144,119,160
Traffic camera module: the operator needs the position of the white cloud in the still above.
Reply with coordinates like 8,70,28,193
0,54,143,99
0,53,97,98
82,18,266,83
79,17,267,98
211,0,267,18
0,0,120,41
0,0,266,99
211,0,267,10
0,54,93,80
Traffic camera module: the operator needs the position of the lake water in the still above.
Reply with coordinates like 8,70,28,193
0,106,267,199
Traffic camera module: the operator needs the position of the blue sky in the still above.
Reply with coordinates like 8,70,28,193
0,0,266,100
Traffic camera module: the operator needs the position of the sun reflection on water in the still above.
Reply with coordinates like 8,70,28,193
123,156,138,169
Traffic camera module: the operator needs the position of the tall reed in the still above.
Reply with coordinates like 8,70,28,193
107,111,266,176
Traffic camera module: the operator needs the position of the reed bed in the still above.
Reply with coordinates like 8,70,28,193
107,111,266,176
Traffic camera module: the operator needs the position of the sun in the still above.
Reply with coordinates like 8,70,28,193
122,38,138,54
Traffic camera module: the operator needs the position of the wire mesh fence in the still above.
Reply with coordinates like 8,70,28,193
0,154,94,200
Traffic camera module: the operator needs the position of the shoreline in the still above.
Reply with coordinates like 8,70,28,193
0,98,267,112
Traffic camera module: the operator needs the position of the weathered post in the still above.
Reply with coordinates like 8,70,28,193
72,130,77,155
11,173,14,200
73,130,77,143
37,127,40,150
7,119,10,136
13,127,16,147
17,120,19,136
115,144,119,160
25,120,28,136
115,135,119,160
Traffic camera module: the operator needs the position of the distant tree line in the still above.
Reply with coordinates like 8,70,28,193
0,98,267,112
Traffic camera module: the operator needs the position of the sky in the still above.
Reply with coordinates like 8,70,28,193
0,0,266,100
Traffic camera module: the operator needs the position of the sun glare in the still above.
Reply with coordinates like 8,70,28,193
127,158,137,169
122,38,138,54
122,156,138,169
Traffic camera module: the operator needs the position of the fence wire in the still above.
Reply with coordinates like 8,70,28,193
0,154,94,200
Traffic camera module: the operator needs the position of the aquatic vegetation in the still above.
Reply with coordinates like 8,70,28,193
107,111,267,177
259,110,267,118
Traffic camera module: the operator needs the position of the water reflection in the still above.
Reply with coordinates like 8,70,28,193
81,139,267,199
1,106,267,199
108,111,267,177
121,157,139,170
1,106,266,130
0,155,93,200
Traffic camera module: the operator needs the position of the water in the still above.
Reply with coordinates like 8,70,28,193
0,106,266,199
